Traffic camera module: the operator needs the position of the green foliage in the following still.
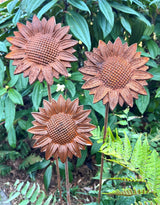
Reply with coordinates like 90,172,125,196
100,128,160,204
2,179,57,204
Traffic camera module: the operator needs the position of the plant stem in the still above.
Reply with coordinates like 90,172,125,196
98,102,109,204
47,84,62,204
65,158,71,205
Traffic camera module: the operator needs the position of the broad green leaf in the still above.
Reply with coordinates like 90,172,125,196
5,97,15,131
8,88,23,105
8,125,16,148
7,0,19,13
76,149,87,167
149,0,160,5
132,0,146,9
149,67,160,81
27,160,50,173
66,11,91,51
15,73,28,91
67,0,90,14
110,2,139,16
0,0,13,8
143,25,154,36
97,12,112,38
98,0,114,28
0,97,5,121
65,80,76,97
70,72,83,81
44,165,52,191
155,87,160,98
136,87,150,114
0,41,8,52
84,90,105,117
12,8,23,25
0,87,7,96
0,59,6,86
120,16,131,34
32,81,43,110
18,119,27,130
37,0,57,19
146,40,159,59
21,0,46,15
42,84,56,97
91,141,103,155
8,61,19,87
116,120,128,126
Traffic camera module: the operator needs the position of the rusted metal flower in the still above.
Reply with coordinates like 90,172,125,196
28,95,95,163
79,37,153,110
5,15,77,85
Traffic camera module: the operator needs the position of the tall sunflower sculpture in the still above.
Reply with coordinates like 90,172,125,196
28,95,95,204
5,15,79,204
79,37,153,203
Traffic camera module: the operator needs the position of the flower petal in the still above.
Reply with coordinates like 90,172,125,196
67,142,81,158
109,90,119,110
79,66,98,76
17,23,33,39
73,110,91,124
45,16,56,33
123,43,137,60
59,51,77,62
5,49,25,59
32,112,49,124
66,98,79,115
127,80,147,95
132,70,153,80
50,60,68,76
130,57,149,69
120,87,133,107
29,66,41,84
28,126,47,135
75,135,92,145
82,77,102,89
6,36,26,48
93,86,110,103
43,100,56,116
42,65,53,85
57,94,66,112
59,39,78,50
53,26,70,40
33,136,52,148
58,145,68,163
85,51,103,65
77,123,96,133
14,61,32,74
45,143,58,160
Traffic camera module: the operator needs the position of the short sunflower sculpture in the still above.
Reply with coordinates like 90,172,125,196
5,15,77,85
28,95,95,204
28,95,95,163
79,37,153,203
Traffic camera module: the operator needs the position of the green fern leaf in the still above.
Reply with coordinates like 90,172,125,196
30,183,40,203
35,191,45,205
26,183,36,199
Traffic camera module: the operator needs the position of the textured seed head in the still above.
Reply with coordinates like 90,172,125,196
26,33,59,66
47,113,77,145
100,56,132,89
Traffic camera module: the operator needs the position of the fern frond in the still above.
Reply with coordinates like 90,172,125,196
19,154,42,170
3,180,57,204
133,201,155,205
0,164,11,176
104,188,151,196
109,177,146,183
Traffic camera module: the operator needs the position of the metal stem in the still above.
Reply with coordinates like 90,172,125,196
98,102,109,203
65,158,71,205
47,84,62,204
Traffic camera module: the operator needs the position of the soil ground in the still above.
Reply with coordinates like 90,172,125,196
0,156,98,205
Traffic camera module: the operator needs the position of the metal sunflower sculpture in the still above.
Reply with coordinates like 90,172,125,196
79,37,152,110
5,15,77,85
79,37,153,203
28,94,95,204
28,94,95,163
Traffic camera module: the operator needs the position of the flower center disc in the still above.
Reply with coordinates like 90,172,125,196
100,56,132,89
26,33,59,66
47,113,77,145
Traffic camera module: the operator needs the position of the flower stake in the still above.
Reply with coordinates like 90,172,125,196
28,95,96,204
5,15,82,204
79,37,153,203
